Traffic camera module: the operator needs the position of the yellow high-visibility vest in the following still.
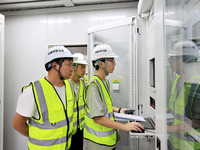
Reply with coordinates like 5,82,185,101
68,79,85,135
169,75,200,150
26,78,74,150
84,76,118,146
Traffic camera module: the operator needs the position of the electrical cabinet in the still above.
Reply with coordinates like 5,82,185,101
0,14,4,150
138,0,200,149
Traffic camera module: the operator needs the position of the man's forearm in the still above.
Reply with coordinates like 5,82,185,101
16,123,29,137
94,116,124,130
12,113,29,137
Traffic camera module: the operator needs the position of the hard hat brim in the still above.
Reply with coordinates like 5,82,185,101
92,55,119,61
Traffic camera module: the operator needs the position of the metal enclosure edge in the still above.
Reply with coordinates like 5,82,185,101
0,13,5,150
154,1,167,150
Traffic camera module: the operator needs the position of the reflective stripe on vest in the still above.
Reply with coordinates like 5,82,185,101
28,78,74,150
29,133,71,147
29,116,73,129
73,104,85,127
84,123,115,137
84,76,117,146
84,110,115,137
169,73,180,114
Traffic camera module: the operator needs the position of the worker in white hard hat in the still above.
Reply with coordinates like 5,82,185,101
83,44,144,150
168,40,199,73
12,45,76,150
68,53,88,150
167,41,200,150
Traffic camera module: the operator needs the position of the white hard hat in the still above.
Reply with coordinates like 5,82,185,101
73,53,88,65
168,41,199,63
168,40,198,56
91,44,118,61
44,45,74,65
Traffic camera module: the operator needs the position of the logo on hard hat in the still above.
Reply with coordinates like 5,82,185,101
95,49,107,53
48,49,64,55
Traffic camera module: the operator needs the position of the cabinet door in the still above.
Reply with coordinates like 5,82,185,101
0,14,4,150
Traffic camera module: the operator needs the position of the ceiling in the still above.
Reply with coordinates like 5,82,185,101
0,0,139,15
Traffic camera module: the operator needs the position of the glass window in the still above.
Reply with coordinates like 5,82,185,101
165,0,200,149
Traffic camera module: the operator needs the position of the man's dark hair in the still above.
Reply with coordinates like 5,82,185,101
92,59,105,70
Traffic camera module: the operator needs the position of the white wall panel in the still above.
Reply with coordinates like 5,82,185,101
4,8,136,150
4,14,48,150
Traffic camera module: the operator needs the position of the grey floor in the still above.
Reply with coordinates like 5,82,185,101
83,139,87,150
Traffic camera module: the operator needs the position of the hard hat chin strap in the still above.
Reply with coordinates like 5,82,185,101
97,59,109,76
52,59,64,80
74,64,81,79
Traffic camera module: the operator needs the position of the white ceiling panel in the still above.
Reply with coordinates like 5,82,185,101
0,0,138,13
